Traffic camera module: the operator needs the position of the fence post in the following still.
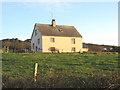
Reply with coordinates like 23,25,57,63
34,63,38,82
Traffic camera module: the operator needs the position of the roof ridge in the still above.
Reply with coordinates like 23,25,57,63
36,23,49,25
57,25,74,27
36,23,74,27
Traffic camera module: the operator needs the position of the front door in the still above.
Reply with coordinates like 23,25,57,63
36,46,38,52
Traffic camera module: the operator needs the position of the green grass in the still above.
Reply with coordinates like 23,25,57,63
2,53,119,79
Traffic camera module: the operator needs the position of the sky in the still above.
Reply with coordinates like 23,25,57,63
1,1,118,46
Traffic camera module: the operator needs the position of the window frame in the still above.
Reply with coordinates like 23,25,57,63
50,38,55,43
50,47,56,51
38,38,40,45
71,47,76,52
71,38,75,44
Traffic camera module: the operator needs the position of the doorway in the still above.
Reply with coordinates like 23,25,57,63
36,46,38,52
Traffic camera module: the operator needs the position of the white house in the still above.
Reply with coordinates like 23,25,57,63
31,19,84,53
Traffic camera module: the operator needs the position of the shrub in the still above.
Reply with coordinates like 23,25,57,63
2,71,120,89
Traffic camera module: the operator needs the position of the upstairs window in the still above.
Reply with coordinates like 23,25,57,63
35,30,37,36
50,38,55,43
72,47,76,52
71,38,75,44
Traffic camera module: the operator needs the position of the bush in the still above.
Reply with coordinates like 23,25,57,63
2,71,120,89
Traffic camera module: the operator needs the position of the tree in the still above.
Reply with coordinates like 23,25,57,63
2,41,12,53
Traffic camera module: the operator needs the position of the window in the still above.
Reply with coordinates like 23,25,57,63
50,38,55,43
72,47,76,52
50,47,55,51
38,38,40,45
35,30,37,36
33,43,34,49
71,38,75,44
58,29,63,32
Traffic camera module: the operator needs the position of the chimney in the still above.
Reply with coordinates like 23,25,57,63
51,19,56,27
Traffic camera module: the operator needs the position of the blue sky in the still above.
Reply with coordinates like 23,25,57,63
2,2,118,46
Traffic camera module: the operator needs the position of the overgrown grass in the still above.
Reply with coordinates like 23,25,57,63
2,53,120,88
2,70,120,88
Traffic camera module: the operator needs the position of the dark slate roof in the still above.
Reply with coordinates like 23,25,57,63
35,23,82,37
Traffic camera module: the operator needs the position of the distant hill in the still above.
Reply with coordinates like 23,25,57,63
83,43,119,52
1,38,31,43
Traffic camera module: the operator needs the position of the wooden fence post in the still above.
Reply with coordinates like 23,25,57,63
34,63,38,82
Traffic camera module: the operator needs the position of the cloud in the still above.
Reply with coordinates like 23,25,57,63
83,32,118,46
43,2,71,13
20,2,71,14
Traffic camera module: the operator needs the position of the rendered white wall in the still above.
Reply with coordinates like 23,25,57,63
31,26,42,52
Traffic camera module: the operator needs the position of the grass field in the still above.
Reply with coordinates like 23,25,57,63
2,53,120,88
